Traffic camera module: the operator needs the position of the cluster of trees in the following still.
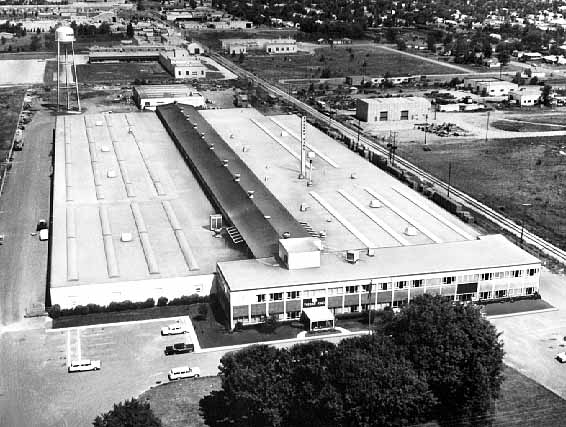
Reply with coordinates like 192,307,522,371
69,21,112,38
200,295,505,427
93,398,161,427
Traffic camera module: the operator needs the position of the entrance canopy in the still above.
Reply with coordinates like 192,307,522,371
302,306,335,330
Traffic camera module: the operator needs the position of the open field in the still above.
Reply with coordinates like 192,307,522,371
140,365,566,427
237,45,461,83
399,135,566,251
0,87,25,152
492,112,566,132
76,62,171,84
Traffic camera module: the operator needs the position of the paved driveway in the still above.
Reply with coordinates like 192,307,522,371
491,270,566,399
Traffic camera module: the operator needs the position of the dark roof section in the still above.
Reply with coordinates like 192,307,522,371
156,103,310,259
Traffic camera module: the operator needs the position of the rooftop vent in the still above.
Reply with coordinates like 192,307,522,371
223,159,229,167
300,203,309,212
404,226,418,236
247,190,255,199
350,173,358,179
120,232,133,242
233,173,241,182
282,231,291,239
369,199,381,208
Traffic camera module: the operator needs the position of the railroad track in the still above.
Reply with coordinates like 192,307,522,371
210,53,566,265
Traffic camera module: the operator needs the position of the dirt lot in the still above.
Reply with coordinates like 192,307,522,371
399,133,566,251
238,45,460,83
139,365,566,427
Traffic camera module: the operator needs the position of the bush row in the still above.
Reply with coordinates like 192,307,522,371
48,294,209,319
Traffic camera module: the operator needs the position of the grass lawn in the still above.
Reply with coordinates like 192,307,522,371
484,299,554,316
189,304,302,348
490,120,564,132
139,365,566,427
0,87,25,175
399,134,566,252
237,45,458,83
51,305,194,329
76,62,171,84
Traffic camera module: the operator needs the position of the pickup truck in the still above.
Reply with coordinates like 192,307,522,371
164,342,195,356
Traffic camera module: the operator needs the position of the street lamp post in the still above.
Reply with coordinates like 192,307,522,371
519,203,532,246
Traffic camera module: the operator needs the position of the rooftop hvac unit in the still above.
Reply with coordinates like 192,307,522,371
223,159,229,167
100,145,111,152
95,121,103,127
282,231,291,239
367,248,375,257
247,190,255,199
233,173,241,182
120,232,133,242
346,250,359,264
281,131,288,137
404,226,418,236
107,169,117,178
350,173,358,179
369,199,381,208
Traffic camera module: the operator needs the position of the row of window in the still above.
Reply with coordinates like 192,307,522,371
374,110,409,122
255,270,539,302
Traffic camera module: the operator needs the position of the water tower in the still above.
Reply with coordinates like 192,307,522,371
55,26,81,112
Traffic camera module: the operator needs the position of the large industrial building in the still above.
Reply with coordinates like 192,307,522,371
50,105,541,330
158,50,207,79
356,97,430,122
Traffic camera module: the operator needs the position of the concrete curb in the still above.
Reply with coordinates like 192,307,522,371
487,307,559,320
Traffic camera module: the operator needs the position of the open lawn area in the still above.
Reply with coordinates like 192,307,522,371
399,135,566,252
189,304,302,348
238,45,459,83
76,62,171,84
139,364,566,427
0,87,25,175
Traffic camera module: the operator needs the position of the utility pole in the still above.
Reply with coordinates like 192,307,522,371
447,162,452,198
424,114,428,145
485,111,490,143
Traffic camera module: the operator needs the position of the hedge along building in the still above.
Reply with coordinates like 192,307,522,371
50,112,247,308
156,104,540,330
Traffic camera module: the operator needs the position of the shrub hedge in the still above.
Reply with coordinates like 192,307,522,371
47,294,209,319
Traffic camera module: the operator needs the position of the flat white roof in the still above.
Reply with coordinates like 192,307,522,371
51,112,245,288
360,96,429,106
134,85,203,99
303,306,334,322
200,108,478,253
218,235,540,292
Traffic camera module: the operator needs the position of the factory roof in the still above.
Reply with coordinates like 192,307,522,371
200,108,478,253
156,104,310,259
218,235,541,292
51,112,245,288
133,85,203,99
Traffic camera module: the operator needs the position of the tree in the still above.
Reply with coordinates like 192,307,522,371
384,294,505,425
238,52,244,63
496,49,511,66
542,84,553,105
126,22,134,38
93,398,162,427
329,336,436,426
396,39,407,51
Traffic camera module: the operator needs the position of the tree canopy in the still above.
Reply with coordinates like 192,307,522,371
93,398,161,427
201,295,504,427
384,294,505,425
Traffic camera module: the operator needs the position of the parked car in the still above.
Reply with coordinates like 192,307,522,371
161,321,188,336
164,342,195,355
68,359,101,373
556,352,566,363
168,366,200,381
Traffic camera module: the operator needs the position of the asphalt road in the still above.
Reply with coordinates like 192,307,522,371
0,97,53,326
